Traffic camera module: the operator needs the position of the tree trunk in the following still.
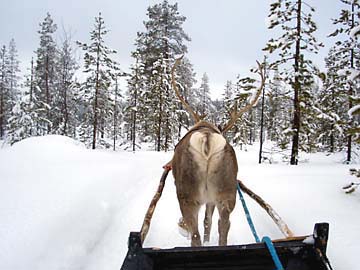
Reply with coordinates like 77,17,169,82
30,58,34,104
0,51,4,138
290,0,302,165
347,2,355,163
63,64,69,136
132,109,137,152
92,23,101,150
157,91,163,152
45,55,51,133
0,89,3,138
259,68,266,164
113,77,119,151
329,126,335,153
164,118,170,152
132,70,138,152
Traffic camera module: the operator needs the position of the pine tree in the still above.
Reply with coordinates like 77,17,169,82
124,52,144,151
77,12,119,149
329,0,360,162
6,58,44,144
111,75,123,151
264,0,323,164
232,75,259,146
34,12,58,134
297,57,321,153
135,0,190,151
317,46,347,152
266,68,292,149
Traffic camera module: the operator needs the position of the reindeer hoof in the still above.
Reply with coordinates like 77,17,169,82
191,233,202,246
178,217,190,238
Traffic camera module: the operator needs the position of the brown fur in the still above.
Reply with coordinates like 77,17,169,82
172,121,238,246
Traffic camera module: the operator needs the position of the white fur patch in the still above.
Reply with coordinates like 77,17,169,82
189,132,226,160
189,132,226,203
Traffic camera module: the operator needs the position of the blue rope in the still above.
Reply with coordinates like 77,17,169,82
237,183,260,243
262,236,285,270
237,182,284,270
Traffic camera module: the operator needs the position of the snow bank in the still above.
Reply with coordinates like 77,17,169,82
0,135,359,270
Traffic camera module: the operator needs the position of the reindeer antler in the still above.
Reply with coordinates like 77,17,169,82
171,55,201,123
221,61,266,134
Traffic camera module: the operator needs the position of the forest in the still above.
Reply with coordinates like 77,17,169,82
0,0,360,165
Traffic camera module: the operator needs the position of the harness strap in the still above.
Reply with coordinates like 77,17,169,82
237,183,260,243
262,236,285,270
237,183,284,270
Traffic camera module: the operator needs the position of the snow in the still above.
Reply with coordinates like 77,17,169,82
337,69,347,77
350,24,360,39
0,135,359,270
348,104,360,118
348,68,360,81
336,68,360,81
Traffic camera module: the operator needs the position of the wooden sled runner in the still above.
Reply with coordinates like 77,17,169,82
120,168,332,270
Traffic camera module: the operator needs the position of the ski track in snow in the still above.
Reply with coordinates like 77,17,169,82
0,135,359,270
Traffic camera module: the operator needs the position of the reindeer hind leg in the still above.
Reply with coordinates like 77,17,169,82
216,199,235,246
203,203,215,243
179,200,202,247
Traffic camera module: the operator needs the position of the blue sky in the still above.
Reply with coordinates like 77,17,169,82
0,0,345,98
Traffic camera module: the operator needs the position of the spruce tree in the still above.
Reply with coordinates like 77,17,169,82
124,47,148,151
34,12,58,134
6,91,39,144
266,68,292,149
6,58,44,144
196,73,212,117
297,57,320,153
264,0,323,164
55,31,78,136
135,0,190,151
7,39,20,97
232,75,259,146
77,12,119,149
111,75,123,151
317,46,347,152
219,81,235,142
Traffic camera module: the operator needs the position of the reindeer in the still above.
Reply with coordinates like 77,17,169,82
170,57,265,247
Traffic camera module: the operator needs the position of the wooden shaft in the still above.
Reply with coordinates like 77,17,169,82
140,168,171,244
237,179,294,238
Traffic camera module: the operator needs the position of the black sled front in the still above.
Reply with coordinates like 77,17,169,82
120,223,331,270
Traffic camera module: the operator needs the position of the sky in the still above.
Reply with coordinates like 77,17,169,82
0,0,345,99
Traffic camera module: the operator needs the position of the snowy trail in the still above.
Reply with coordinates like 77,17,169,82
0,135,359,270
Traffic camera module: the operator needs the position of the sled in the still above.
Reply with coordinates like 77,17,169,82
120,223,330,270
119,169,332,270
